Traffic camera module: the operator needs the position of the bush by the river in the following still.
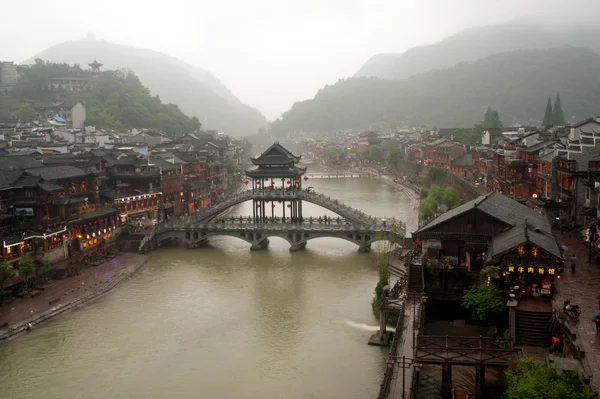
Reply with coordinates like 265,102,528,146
419,185,459,220
505,357,596,399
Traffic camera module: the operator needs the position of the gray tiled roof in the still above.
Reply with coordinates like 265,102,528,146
25,166,88,180
416,192,551,235
487,223,562,261
0,156,43,171
451,153,473,167
0,170,23,189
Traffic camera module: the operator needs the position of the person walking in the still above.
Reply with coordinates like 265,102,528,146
571,253,577,273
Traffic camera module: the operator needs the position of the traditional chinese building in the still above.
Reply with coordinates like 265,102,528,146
245,142,308,223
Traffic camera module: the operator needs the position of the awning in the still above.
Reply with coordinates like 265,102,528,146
54,116,67,123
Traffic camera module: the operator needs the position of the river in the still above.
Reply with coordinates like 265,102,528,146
0,178,418,399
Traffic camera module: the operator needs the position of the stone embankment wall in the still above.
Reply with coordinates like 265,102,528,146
393,160,481,202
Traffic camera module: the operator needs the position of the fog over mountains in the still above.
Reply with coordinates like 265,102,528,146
24,35,266,136
354,19,600,80
269,19,600,134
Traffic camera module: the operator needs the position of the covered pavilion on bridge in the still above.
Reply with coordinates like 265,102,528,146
245,142,308,224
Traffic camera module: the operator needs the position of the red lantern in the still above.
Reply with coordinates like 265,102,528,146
294,179,300,184
256,203,261,208
244,180,249,185
412,241,417,246
303,176,308,181
272,204,276,208
270,181,275,185
287,204,292,208
264,178,269,181
256,180,260,185
286,180,291,184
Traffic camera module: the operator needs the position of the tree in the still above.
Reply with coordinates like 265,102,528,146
428,167,447,183
483,106,503,129
552,92,565,125
505,357,596,399
386,148,404,166
0,262,16,303
542,97,554,126
363,145,383,162
17,105,38,122
226,161,237,174
18,255,36,292
462,266,504,321
441,186,459,208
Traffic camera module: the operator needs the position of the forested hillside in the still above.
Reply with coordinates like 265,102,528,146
270,47,600,134
25,37,266,135
1,60,201,135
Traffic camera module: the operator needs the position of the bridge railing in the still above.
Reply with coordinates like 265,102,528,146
157,188,406,236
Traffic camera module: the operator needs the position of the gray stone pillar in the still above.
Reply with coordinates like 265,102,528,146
507,298,518,345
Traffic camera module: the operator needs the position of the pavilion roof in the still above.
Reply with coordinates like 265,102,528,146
250,142,301,166
245,166,306,179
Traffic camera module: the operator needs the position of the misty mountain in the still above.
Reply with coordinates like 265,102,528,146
24,37,266,136
355,20,600,80
271,46,600,134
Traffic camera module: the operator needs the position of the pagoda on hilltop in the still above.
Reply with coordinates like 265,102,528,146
88,60,103,74
244,142,308,224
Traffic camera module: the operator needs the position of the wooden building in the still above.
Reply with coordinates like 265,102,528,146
245,142,308,223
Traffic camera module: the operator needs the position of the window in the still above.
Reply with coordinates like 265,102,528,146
590,161,600,170
586,187,591,201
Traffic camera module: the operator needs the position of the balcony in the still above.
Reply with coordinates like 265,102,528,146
536,171,551,180
110,169,161,178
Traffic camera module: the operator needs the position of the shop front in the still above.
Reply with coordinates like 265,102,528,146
68,208,120,253
486,225,563,299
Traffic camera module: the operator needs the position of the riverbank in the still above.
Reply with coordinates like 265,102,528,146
0,252,148,342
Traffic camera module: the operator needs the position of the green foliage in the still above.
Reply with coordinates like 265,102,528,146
226,161,238,174
327,148,347,163
363,145,383,162
442,186,458,208
16,105,38,122
386,147,404,165
483,106,503,129
120,225,133,236
543,97,554,126
552,92,565,125
462,281,504,321
0,262,16,296
454,126,484,145
428,167,448,183
5,62,201,136
480,265,500,279
504,357,596,399
18,255,36,291
419,184,459,220
271,47,600,133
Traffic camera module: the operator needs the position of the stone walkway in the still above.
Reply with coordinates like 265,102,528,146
0,253,148,339
553,229,600,392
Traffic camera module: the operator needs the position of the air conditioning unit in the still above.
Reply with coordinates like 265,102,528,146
595,181,600,189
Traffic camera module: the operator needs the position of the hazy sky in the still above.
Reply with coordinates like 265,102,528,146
1,0,597,119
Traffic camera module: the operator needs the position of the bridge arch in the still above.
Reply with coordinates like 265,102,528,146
151,228,394,253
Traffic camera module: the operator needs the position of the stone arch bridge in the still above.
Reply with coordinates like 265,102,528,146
140,189,405,253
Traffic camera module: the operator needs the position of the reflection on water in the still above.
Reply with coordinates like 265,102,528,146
0,178,418,399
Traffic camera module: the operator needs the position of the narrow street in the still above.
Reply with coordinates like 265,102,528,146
553,230,600,391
